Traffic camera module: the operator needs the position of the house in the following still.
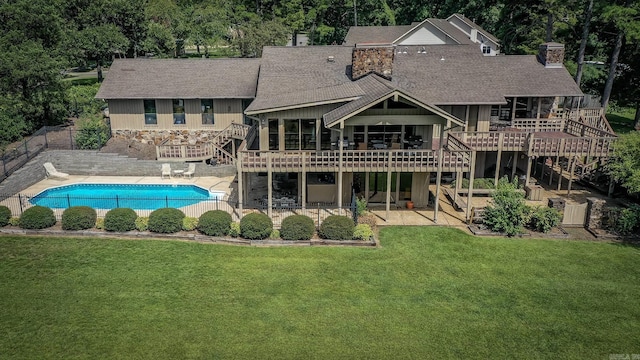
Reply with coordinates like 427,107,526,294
97,16,616,221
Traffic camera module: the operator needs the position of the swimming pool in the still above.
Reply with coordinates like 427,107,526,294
30,184,225,210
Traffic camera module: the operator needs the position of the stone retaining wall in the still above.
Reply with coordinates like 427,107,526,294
113,129,219,145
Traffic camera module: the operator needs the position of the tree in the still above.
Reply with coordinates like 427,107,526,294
233,19,290,57
75,25,129,82
600,0,640,110
483,177,529,236
607,131,640,194
574,0,594,87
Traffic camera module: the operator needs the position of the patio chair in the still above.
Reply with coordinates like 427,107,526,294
43,162,69,180
183,163,196,178
161,163,172,179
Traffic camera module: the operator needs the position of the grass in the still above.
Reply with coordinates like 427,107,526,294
607,107,636,134
1,227,639,359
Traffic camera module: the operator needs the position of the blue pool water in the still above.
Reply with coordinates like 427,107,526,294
30,184,224,210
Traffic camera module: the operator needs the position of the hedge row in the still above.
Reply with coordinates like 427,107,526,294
0,205,372,240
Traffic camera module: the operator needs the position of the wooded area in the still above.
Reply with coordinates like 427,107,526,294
0,0,639,148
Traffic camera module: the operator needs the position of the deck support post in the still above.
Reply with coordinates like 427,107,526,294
511,152,518,180
548,157,553,186
364,171,369,202
395,172,400,206
237,152,243,220
434,147,444,223
525,157,533,186
385,152,392,221
495,133,504,187
267,152,273,218
557,156,563,191
338,126,344,214
425,172,431,205
568,156,576,195
301,152,306,210
454,171,462,205
465,150,477,222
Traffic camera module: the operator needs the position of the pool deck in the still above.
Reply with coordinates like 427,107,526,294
20,175,236,196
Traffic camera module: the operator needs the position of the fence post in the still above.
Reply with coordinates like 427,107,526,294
67,194,71,208
116,195,119,208
70,128,74,149
44,126,49,148
18,193,23,213
165,196,169,208
317,202,320,229
24,139,29,158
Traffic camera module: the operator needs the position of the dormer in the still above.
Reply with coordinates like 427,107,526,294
447,13,500,56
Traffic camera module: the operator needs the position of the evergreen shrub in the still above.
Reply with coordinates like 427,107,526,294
61,206,97,230
320,215,354,240
148,208,185,233
198,210,232,236
19,206,56,229
280,215,315,240
104,208,137,232
240,213,273,240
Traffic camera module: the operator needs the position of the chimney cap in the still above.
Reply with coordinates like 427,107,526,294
327,55,335,62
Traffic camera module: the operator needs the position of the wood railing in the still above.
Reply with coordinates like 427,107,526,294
528,134,614,157
449,131,529,152
566,118,616,138
156,141,214,161
239,149,471,173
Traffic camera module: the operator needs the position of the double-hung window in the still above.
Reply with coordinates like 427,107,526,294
201,99,214,125
144,100,157,125
173,99,185,125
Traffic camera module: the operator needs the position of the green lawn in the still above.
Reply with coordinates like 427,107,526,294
607,108,636,134
1,227,639,359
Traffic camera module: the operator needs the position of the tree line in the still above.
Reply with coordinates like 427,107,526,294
0,0,639,148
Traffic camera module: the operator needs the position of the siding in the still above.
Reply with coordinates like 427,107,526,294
107,98,245,131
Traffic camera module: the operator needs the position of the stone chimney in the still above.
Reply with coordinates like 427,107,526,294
538,42,565,68
351,45,394,80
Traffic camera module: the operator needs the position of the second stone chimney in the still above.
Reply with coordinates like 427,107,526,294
538,42,565,68
351,45,394,80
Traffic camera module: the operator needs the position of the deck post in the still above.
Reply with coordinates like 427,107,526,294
385,152,392,221
364,171,369,203
267,152,273,218
395,171,400,206
495,132,504,187
525,157,533,186
465,150,477,222
338,126,344,214
548,157,553,186
301,152,306,210
434,148,444,223
511,152,517,180
425,172,431,205
568,156,576,195
237,152,243,219
454,171,461,205
557,156,563,191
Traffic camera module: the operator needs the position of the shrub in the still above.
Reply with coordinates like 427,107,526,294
9,217,20,226
451,178,496,189
95,218,105,230
104,208,137,232
615,204,640,234
61,206,97,230
280,215,315,240
229,222,240,237
19,206,56,229
528,207,562,233
135,217,149,232
356,197,368,216
269,229,280,239
0,205,11,227
320,215,354,240
148,208,185,233
483,177,528,236
240,213,273,240
198,210,232,236
353,224,374,240
74,115,110,150
182,217,199,231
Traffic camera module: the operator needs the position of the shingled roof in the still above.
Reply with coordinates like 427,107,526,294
447,13,500,44
96,58,261,99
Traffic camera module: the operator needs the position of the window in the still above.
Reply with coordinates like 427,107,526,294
482,45,491,54
143,100,157,125
201,99,214,125
268,119,279,150
173,99,185,125
284,119,299,150
284,119,316,150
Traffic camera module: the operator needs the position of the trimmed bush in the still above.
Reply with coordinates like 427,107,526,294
240,213,273,240
9,217,20,227
135,217,149,232
19,206,56,229
269,229,280,239
0,205,11,227
148,208,185,233
182,217,199,231
198,210,232,236
280,215,315,240
353,224,374,240
528,207,562,233
229,222,240,237
61,206,97,230
104,208,137,232
320,215,354,240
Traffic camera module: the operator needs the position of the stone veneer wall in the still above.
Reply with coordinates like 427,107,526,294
351,46,394,80
113,129,219,145
586,197,606,229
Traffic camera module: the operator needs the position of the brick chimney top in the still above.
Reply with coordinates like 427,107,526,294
538,42,565,69
351,46,394,81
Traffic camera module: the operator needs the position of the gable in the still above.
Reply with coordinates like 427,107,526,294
396,24,457,45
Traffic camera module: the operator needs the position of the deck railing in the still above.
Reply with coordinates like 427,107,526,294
239,148,470,173
156,141,214,161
